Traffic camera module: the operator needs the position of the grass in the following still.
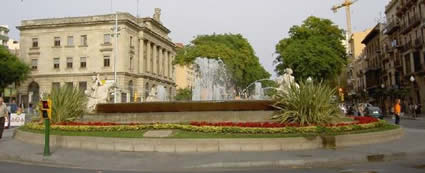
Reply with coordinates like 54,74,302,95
19,123,399,139
19,126,147,138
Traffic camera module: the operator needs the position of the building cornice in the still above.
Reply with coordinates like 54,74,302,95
29,72,176,85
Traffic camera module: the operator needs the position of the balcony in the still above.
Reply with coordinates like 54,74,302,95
385,21,400,35
415,38,423,49
401,15,421,34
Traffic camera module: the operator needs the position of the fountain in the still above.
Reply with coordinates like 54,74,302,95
192,57,233,101
83,59,298,123
146,85,169,102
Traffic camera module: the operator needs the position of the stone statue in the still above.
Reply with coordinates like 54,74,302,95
146,87,158,102
276,68,299,94
85,74,113,112
153,8,161,22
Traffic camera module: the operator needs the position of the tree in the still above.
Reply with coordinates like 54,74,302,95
275,16,347,81
175,34,271,93
174,88,192,101
0,46,30,93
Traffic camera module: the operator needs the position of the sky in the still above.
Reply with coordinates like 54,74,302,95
2,0,390,77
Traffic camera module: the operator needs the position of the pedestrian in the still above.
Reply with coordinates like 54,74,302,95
0,97,9,139
413,103,418,119
7,99,17,129
394,99,402,125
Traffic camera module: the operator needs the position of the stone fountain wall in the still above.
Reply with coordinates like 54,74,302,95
80,100,277,123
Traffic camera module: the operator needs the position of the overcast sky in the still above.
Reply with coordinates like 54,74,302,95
2,0,390,76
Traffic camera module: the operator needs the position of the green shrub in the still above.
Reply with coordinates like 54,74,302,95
272,81,343,126
175,88,192,101
48,86,88,123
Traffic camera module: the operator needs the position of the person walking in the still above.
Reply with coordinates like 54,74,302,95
6,99,17,129
0,97,9,139
394,99,402,125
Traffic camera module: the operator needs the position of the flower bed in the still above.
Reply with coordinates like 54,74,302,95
24,117,386,135
190,116,379,128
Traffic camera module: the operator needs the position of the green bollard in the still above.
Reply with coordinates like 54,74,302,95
43,118,50,156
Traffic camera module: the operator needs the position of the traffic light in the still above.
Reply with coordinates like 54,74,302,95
338,88,344,102
39,99,52,119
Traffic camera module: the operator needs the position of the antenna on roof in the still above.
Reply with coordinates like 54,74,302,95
110,0,113,13
137,0,140,18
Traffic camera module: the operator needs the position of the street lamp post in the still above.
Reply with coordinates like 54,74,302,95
410,75,416,104
381,83,385,116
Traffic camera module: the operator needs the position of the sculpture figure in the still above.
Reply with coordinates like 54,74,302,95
146,87,158,102
85,74,113,112
276,68,299,94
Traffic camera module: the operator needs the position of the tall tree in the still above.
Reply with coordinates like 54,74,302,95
175,34,271,93
275,16,347,81
0,46,30,93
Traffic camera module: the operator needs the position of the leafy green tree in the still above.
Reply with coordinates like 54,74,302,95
175,34,270,93
0,46,30,92
175,88,192,101
275,16,347,81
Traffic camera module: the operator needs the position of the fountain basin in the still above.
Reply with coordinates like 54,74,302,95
81,100,277,123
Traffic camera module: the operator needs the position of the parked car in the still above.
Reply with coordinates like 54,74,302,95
363,104,384,119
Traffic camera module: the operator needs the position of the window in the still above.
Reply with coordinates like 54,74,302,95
104,56,110,67
80,35,87,46
130,56,133,71
52,82,60,90
65,82,73,88
67,57,73,68
54,58,60,69
79,81,87,91
67,36,74,46
31,59,38,70
104,34,111,44
130,36,133,47
32,38,38,48
80,57,87,68
54,37,61,46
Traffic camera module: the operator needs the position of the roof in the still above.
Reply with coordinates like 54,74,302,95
361,24,381,44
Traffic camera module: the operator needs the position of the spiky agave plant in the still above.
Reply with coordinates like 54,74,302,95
272,81,343,126
49,86,88,123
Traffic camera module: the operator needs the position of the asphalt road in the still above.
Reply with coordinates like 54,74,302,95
1,155,425,173
0,117,424,173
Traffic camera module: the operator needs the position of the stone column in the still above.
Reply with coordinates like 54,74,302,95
156,46,160,75
165,50,169,78
152,43,157,74
146,41,152,73
138,39,144,74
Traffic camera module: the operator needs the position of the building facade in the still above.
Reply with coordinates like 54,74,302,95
0,25,9,47
348,29,372,95
17,10,176,106
394,0,425,107
174,43,194,90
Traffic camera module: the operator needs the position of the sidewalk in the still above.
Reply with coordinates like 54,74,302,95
0,127,425,172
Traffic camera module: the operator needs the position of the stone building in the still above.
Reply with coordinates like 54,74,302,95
174,43,194,90
393,0,425,107
347,29,371,94
362,24,384,97
16,10,176,106
0,25,9,47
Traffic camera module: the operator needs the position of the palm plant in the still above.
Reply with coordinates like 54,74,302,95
272,81,343,126
47,86,88,123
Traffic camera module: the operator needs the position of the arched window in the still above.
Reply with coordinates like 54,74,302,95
28,82,40,105
145,82,150,101
128,80,134,102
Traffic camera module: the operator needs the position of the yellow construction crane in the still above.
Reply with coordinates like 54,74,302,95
332,0,359,43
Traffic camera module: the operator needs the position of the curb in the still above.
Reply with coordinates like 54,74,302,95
13,128,404,153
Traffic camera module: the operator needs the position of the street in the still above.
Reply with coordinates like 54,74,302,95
1,155,425,173
0,118,424,173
